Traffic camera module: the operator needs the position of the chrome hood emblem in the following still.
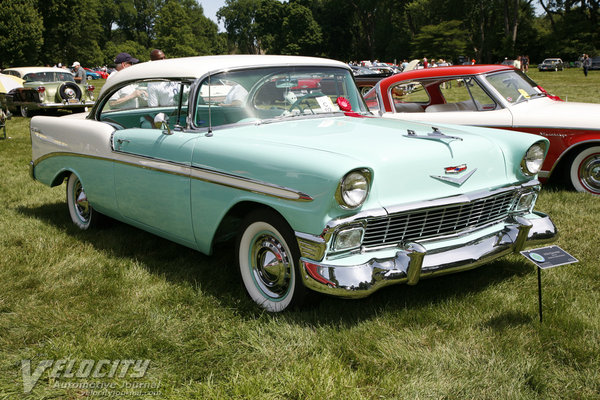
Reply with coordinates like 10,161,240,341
431,165,477,186
404,127,463,156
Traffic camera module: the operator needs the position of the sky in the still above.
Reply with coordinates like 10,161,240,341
199,0,227,32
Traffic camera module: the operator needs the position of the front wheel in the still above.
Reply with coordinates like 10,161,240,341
569,146,600,195
236,210,307,312
66,173,100,229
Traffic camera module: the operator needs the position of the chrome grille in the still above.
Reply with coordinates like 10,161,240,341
362,191,516,248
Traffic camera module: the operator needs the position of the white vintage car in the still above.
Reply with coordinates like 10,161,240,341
365,65,600,195
30,56,556,311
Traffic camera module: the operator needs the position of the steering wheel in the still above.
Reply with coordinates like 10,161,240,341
289,91,324,115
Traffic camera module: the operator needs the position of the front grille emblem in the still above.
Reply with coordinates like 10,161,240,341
431,166,477,186
445,164,467,174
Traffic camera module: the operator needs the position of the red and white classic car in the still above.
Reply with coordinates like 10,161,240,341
364,65,600,195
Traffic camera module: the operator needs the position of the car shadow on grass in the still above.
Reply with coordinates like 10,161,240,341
17,201,538,326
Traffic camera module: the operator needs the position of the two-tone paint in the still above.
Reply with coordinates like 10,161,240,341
367,65,600,195
30,56,557,309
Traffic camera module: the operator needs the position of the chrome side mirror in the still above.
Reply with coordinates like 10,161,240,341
154,112,172,135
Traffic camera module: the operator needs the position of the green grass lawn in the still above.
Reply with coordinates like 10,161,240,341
1,70,599,399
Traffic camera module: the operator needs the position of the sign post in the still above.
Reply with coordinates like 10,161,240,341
520,245,578,323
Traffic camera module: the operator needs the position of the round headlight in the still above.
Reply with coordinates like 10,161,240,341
521,142,547,176
337,170,371,209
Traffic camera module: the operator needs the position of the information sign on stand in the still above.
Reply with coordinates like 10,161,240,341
520,245,578,323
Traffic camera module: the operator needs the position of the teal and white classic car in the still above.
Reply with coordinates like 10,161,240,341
30,55,557,312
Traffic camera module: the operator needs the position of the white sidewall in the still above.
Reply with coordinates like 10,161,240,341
238,221,295,312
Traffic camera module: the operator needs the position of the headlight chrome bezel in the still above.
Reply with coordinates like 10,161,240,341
520,141,547,176
336,168,372,209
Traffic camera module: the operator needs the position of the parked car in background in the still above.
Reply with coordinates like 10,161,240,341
364,64,600,195
2,67,95,117
83,68,101,79
538,58,564,71
94,69,109,79
30,55,556,311
590,56,600,70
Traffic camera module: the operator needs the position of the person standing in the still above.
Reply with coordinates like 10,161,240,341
108,52,139,80
150,49,165,61
147,50,180,107
583,54,592,77
72,62,86,85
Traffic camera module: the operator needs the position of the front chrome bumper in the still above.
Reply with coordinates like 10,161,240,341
299,212,557,298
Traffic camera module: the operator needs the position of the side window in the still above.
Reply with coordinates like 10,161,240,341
439,78,497,111
105,82,148,111
100,80,189,129
390,81,429,103
388,81,429,113
196,76,253,128
363,89,380,112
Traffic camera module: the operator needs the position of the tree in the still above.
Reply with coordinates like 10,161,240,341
280,2,323,55
218,0,263,54
0,0,44,68
154,0,225,58
411,20,468,61
37,0,104,66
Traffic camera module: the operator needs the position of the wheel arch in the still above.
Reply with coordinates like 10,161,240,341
49,168,77,187
211,200,290,252
548,139,600,183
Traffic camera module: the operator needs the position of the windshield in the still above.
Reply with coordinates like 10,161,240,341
484,70,543,104
195,66,367,129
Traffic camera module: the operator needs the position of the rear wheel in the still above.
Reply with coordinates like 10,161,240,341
19,106,31,118
569,146,600,195
236,209,307,312
66,173,100,229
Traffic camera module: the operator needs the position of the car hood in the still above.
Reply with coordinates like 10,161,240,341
221,116,532,206
511,98,600,130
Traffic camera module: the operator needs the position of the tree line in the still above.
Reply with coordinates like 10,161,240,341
1,0,598,69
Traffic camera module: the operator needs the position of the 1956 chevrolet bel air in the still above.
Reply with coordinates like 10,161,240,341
30,55,557,311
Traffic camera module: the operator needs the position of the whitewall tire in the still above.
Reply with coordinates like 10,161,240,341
66,173,98,229
236,210,306,312
569,146,600,195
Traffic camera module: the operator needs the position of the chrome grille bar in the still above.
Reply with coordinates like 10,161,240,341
362,190,516,248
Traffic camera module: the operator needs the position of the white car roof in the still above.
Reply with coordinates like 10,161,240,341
3,67,74,76
102,55,350,96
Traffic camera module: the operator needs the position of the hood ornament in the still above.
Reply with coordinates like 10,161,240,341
431,165,477,186
405,127,463,156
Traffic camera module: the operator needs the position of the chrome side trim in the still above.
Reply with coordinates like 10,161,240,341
32,151,313,202
189,164,313,201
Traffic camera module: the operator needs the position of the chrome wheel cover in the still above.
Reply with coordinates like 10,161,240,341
73,179,91,223
578,153,600,194
249,233,292,300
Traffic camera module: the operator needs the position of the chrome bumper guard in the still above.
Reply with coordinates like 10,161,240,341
299,212,556,298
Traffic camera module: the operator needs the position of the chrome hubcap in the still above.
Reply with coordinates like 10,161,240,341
65,88,76,99
250,234,291,299
579,153,600,193
74,180,90,222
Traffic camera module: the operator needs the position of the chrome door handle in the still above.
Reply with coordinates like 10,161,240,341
116,139,130,144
